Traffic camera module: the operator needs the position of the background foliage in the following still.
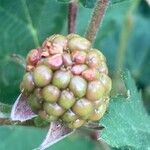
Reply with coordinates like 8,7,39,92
0,0,149,150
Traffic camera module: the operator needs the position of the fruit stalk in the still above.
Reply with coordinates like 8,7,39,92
85,0,109,43
68,0,77,33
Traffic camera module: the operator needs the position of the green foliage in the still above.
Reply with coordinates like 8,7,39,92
100,71,150,149
80,0,96,8
94,0,150,85
0,0,149,149
0,0,149,105
0,0,67,104
57,0,132,8
0,102,11,118
0,125,102,150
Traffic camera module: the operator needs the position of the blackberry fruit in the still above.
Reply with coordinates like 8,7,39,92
20,34,112,129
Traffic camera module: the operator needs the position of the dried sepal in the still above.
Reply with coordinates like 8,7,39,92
11,93,37,122
37,121,74,150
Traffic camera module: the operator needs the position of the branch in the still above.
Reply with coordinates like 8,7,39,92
68,0,77,33
85,0,109,43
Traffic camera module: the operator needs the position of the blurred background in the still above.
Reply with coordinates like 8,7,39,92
0,0,149,149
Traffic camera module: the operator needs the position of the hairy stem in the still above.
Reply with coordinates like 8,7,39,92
68,0,77,33
85,0,109,43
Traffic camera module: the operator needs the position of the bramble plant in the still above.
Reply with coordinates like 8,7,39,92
0,0,150,150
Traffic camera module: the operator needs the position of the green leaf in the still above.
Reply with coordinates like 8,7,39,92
80,0,96,8
57,0,70,3
0,125,103,150
100,71,150,150
0,103,11,118
0,126,47,150
0,0,67,104
57,0,132,8
80,0,133,8
111,0,133,4
94,0,150,86
57,0,96,8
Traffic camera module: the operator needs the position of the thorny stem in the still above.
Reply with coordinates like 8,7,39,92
68,0,77,33
85,0,109,43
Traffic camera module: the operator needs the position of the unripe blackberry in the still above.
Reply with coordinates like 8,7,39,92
58,90,75,109
34,88,42,99
42,54,63,70
82,68,100,81
86,80,105,101
20,72,35,92
68,37,91,52
43,102,65,117
62,109,77,123
52,70,71,89
28,94,42,112
68,119,85,129
39,110,58,122
62,53,73,66
99,73,112,94
26,49,41,66
52,35,67,49
21,34,112,129
90,103,107,121
66,33,80,40
71,64,88,75
86,50,106,68
33,65,52,87
98,61,108,74
42,85,60,103
72,98,93,119
71,50,87,64
69,76,87,98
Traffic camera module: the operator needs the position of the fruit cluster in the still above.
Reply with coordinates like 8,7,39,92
20,34,112,129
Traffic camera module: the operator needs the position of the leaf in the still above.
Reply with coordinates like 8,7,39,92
0,102,11,118
0,125,48,150
80,0,132,8
80,0,97,8
57,0,70,3
111,0,132,4
93,0,150,86
57,0,132,8
99,71,150,150
11,93,37,122
57,0,97,8
38,121,74,150
0,125,102,150
0,0,67,104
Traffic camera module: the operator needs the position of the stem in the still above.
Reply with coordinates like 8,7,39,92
85,0,109,43
68,0,77,33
